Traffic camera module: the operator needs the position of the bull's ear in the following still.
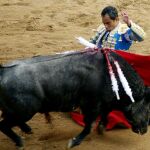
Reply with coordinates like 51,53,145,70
145,86,150,103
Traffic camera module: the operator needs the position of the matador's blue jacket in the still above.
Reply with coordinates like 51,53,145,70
90,21,146,50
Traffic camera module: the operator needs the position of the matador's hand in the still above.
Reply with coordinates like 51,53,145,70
121,12,131,27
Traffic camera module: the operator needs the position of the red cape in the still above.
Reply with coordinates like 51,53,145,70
70,50,150,130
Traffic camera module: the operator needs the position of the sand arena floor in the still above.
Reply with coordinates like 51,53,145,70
0,0,150,149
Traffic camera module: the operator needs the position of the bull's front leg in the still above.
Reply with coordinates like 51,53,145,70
97,110,110,135
96,116,106,135
68,111,98,148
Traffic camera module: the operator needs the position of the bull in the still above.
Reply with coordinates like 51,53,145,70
0,48,149,149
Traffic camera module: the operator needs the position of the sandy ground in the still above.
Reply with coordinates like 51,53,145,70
0,0,150,150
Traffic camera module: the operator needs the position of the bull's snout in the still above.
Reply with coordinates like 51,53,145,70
132,126,148,135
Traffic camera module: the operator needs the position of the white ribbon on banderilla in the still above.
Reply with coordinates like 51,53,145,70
76,36,135,103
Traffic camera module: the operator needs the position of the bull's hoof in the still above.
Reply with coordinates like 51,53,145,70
16,138,24,149
21,125,32,134
67,137,80,149
97,123,105,135
25,130,33,134
16,146,24,150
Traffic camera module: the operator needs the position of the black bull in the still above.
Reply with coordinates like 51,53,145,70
0,48,150,148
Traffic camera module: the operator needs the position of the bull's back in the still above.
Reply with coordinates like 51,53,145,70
0,50,105,113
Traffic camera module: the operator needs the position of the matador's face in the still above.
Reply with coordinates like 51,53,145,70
102,14,119,31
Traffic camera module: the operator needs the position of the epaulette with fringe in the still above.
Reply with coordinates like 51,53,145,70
118,23,129,34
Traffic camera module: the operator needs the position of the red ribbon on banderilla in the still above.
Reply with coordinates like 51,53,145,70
102,48,135,103
76,37,135,103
